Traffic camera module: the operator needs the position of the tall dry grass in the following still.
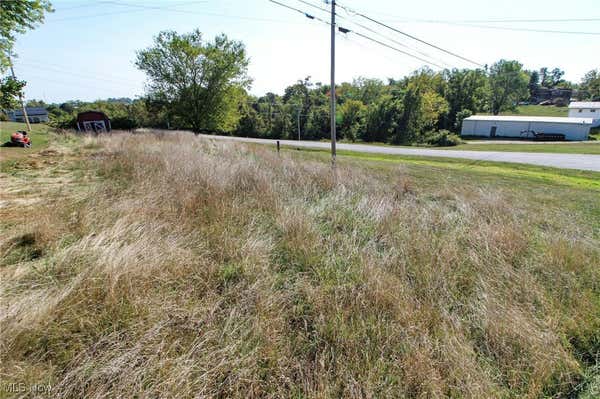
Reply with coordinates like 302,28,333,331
1,131,598,398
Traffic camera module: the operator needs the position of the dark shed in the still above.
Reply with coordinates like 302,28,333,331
76,111,111,133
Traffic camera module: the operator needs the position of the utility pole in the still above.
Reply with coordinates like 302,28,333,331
8,55,32,133
329,0,337,165
297,106,301,141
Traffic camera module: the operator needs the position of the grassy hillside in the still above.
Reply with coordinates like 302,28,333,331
1,131,599,398
501,105,569,117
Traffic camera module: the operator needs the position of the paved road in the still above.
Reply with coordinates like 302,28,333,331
200,135,600,172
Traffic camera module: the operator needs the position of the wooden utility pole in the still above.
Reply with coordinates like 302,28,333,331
329,0,337,165
297,106,301,141
8,55,32,132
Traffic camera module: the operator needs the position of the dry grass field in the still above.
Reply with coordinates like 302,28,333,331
1,130,599,398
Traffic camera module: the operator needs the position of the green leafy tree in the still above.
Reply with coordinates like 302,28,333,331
488,60,529,115
304,105,330,140
0,76,26,109
579,70,600,100
1,1,52,113
26,99,46,107
339,77,386,105
339,99,366,141
454,109,473,132
235,95,266,138
283,77,313,134
442,68,488,131
540,67,565,88
136,30,250,133
364,95,399,143
527,70,540,99
0,0,53,71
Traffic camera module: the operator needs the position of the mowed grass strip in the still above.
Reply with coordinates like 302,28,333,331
0,121,51,150
452,142,600,155
296,147,600,191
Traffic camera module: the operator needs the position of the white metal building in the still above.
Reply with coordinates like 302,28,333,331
568,102,600,119
461,115,598,141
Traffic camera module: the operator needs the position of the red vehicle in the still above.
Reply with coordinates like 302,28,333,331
2,131,32,147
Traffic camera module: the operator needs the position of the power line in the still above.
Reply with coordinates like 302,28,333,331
296,0,451,67
426,21,600,36
269,0,446,68
50,0,296,24
336,1,484,67
270,0,330,24
10,73,139,97
388,16,600,24
323,4,600,24
351,31,444,69
17,61,136,86
18,57,138,83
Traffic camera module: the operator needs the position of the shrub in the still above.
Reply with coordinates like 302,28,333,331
0,111,8,121
49,113,77,129
553,97,569,107
422,129,463,146
455,109,473,132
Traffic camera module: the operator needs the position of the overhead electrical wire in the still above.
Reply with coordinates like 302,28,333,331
426,21,600,36
269,0,446,69
50,0,294,23
18,57,137,83
17,61,136,86
322,3,600,24
385,16,600,24
17,73,140,94
295,0,451,67
335,1,484,67
336,5,600,35
269,0,330,24
351,31,444,68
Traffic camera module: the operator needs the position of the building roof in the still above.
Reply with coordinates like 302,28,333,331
465,115,597,124
11,107,49,116
568,102,600,109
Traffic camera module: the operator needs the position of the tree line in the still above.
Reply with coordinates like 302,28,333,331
3,23,600,145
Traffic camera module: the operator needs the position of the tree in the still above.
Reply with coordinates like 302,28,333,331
0,0,53,71
488,60,529,115
136,30,251,133
339,77,386,105
550,68,565,87
26,99,47,107
364,95,399,143
338,99,366,142
528,70,540,99
0,76,26,110
455,109,472,132
283,77,313,134
442,68,488,131
579,70,600,100
540,67,565,88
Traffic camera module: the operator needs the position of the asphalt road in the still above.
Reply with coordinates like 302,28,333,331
200,135,600,172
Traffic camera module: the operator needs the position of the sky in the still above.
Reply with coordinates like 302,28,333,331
10,0,600,103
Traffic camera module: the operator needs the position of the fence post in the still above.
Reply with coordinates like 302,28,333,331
276,140,280,154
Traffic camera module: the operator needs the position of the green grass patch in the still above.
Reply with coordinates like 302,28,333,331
0,121,50,149
503,105,569,117
452,142,600,154
293,147,600,191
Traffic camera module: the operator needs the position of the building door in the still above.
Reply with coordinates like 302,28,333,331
490,126,497,138
83,121,107,134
